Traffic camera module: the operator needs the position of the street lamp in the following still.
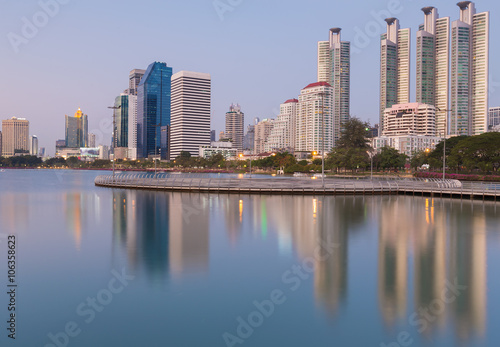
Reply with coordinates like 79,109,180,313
107,105,121,181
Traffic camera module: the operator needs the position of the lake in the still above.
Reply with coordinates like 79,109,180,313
0,170,498,346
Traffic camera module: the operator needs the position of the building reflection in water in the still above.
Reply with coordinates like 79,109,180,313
112,190,209,281
377,197,488,342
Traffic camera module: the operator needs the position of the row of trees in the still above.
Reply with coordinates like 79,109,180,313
410,132,500,173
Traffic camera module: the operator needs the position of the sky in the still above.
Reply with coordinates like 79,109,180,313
1,0,499,155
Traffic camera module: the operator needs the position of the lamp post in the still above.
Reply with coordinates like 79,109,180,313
107,105,121,181
436,107,450,181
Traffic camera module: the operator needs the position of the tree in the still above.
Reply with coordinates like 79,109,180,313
447,133,500,173
376,146,407,171
336,117,371,149
410,150,429,170
427,135,467,171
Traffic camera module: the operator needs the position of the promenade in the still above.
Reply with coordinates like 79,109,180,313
95,173,500,201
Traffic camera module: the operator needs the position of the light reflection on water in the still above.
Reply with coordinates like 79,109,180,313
0,170,498,346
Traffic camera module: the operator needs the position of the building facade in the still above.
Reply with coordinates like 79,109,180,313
265,99,298,153
225,104,244,150
317,28,350,142
372,135,442,158
30,135,38,156
65,108,88,148
127,69,146,95
416,7,450,136
450,2,490,136
382,103,436,137
137,62,173,159
489,107,500,129
1,117,29,157
380,18,411,130
254,119,274,154
199,141,237,160
296,82,334,155
170,71,211,160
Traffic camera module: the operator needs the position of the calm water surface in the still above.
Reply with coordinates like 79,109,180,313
0,170,499,347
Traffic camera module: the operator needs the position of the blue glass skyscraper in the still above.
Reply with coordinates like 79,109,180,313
137,62,173,159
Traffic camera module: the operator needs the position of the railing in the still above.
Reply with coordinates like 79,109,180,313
90,173,500,200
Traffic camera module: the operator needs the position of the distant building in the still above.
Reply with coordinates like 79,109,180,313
170,71,211,160
113,94,131,159
254,119,274,154
317,28,350,141
219,131,225,141
39,147,46,158
30,135,38,156
489,107,500,129
99,145,110,159
199,141,237,160
211,130,216,142
137,62,172,159
265,99,298,152
0,131,2,156
126,69,146,95
380,18,411,131
372,135,442,158
367,125,379,138
296,82,334,155
382,103,436,137
243,124,255,153
88,133,96,148
1,117,29,157
65,108,88,148
225,104,244,150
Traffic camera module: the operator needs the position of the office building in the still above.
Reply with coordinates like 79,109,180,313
0,131,2,156
317,28,350,141
211,130,216,142
113,93,138,159
39,147,46,158
170,71,211,160
225,104,244,150
416,7,450,136
382,103,436,137
126,69,146,95
137,62,173,159
1,117,29,157
380,18,411,129
65,108,88,148
30,135,38,156
450,2,489,136
88,133,96,148
265,99,298,152
254,118,274,154
295,82,334,155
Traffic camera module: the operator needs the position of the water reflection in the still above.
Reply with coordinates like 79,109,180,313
108,190,492,344
112,190,209,280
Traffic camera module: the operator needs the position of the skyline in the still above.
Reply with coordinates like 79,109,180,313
1,0,500,155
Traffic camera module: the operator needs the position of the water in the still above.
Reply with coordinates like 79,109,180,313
0,170,499,347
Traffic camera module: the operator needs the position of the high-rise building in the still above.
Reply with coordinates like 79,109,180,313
380,18,411,129
265,99,298,152
317,28,350,141
137,62,173,159
0,131,2,157
65,108,88,148
29,135,38,156
127,94,138,160
39,147,46,158
296,82,334,155
1,117,29,157
225,104,244,150
450,2,489,136
88,133,96,148
170,71,211,160
416,7,450,136
126,69,146,95
254,119,274,154
210,130,216,142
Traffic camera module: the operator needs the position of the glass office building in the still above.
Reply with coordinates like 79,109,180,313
114,94,129,148
137,62,173,159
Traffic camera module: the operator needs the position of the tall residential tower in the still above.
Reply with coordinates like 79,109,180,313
450,1,489,136
416,7,450,136
224,104,244,151
318,28,350,142
380,18,411,129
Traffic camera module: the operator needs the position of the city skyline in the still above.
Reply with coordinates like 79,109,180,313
1,1,500,155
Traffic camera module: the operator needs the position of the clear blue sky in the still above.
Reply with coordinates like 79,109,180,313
1,0,499,155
